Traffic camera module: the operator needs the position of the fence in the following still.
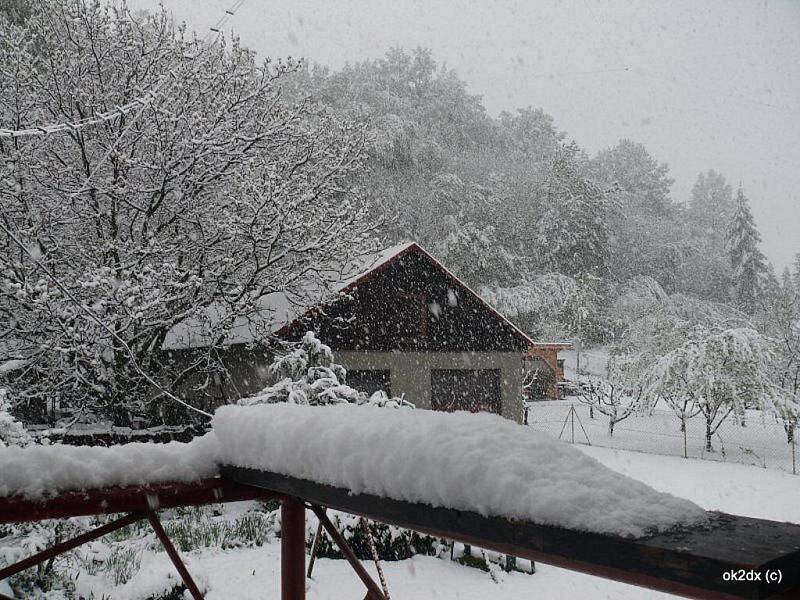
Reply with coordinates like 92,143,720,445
525,400,797,474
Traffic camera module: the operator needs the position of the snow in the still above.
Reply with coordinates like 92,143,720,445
0,434,219,499
0,359,28,374
213,403,707,537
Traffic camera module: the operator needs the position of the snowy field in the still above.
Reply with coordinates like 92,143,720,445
527,400,797,473
4,445,796,600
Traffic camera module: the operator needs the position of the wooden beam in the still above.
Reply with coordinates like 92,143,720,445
221,466,800,600
281,497,306,600
0,478,274,524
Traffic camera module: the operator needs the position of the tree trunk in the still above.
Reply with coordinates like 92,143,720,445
705,419,713,452
608,418,615,437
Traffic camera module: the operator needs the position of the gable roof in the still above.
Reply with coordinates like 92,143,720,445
164,241,535,349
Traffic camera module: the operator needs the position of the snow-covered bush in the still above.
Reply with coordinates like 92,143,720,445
310,510,447,562
0,388,32,448
240,332,413,408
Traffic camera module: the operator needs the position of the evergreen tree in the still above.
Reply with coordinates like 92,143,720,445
725,187,767,313
689,170,734,238
793,252,800,294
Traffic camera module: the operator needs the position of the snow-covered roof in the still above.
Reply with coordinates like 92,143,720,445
163,242,416,350
163,241,535,349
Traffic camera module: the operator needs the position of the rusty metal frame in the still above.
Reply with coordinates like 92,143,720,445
0,512,144,582
309,504,388,600
0,478,280,600
0,510,205,599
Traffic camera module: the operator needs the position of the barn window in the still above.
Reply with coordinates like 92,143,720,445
430,369,501,414
346,369,391,396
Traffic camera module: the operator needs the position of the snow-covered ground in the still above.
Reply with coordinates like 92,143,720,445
7,445,794,600
527,400,796,473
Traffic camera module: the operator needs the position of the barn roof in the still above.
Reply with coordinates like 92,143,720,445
163,242,535,350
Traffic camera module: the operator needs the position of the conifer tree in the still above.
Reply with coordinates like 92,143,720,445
793,252,800,294
725,187,767,313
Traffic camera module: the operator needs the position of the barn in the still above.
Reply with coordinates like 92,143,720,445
166,242,538,422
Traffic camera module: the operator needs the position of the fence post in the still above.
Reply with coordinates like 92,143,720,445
571,404,575,444
281,496,306,600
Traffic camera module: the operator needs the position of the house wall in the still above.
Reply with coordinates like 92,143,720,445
525,346,568,400
336,351,524,423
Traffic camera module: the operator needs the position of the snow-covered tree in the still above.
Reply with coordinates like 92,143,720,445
677,170,736,302
793,252,800,294
754,277,800,442
726,187,768,313
536,143,617,278
689,170,734,240
0,2,377,425
241,332,413,409
639,328,786,451
592,140,686,290
577,376,640,437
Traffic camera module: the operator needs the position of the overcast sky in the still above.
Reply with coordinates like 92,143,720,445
130,0,800,271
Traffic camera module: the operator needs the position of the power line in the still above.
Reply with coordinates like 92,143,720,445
0,93,157,138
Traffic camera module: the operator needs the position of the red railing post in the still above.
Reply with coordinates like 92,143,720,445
281,496,306,600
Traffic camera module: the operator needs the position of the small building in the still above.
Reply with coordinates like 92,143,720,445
277,242,532,422
524,343,572,400
166,242,562,422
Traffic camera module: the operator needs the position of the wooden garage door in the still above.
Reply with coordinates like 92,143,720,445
430,369,501,414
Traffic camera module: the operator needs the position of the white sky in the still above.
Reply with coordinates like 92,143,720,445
129,0,800,271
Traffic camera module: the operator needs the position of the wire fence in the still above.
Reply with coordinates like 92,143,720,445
525,400,798,475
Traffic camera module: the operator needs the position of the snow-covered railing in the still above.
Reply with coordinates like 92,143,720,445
2,404,800,599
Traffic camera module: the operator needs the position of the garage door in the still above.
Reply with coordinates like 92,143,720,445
430,369,501,414
346,369,391,397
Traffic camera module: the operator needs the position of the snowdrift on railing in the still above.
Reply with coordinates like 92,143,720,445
0,434,218,499
213,403,707,537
